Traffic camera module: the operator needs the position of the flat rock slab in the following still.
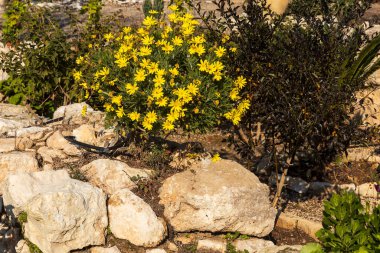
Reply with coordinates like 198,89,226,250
159,159,277,237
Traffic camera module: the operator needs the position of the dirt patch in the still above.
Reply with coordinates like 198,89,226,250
270,227,316,246
324,161,379,185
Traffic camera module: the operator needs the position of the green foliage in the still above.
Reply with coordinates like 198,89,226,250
301,243,324,253
17,211,27,225
316,191,380,252
0,0,110,116
226,242,249,253
76,10,245,138
26,240,43,253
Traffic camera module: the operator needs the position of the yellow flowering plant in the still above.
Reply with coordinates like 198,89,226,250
74,6,248,136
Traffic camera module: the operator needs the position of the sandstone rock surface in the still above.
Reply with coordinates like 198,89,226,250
90,246,121,253
108,189,167,247
0,151,39,187
159,159,276,237
2,170,108,253
46,131,81,156
80,159,152,194
233,238,275,253
53,102,94,119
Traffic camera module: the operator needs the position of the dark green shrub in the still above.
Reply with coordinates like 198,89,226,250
312,191,380,252
0,0,111,116
190,0,380,205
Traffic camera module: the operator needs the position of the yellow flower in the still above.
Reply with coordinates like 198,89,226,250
174,88,191,101
156,97,168,107
168,13,179,23
191,35,206,44
189,44,205,56
88,44,93,49
229,88,241,101
147,62,159,74
213,72,222,81
182,25,194,36
116,107,124,118
104,32,114,42
143,16,157,27
152,87,164,99
76,56,84,65
81,105,87,116
235,76,247,89
140,58,151,69
169,99,183,112
168,4,178,11
162,42,174,53
153,75,165,87
80,82,87,88
128,111,140,121
125,83,139,95
134,69,147,82
212,153,221,162
169,67,179,76
230,47,237,53
142,120,153,130
149,10,159,14
163,120,174,131
187,83,199,95
137,28,149,36
111,95,123,106
73,70,82,81
172,36,183,46
104,103,114,112
156,69,166,76
215,46,226,58
123,26,132,34
115,56,128,68
222,34,230,43
197,59,209,72
109,79,118,86
139,46,152,56
167,111,180,122
145,111,157,123
142,35,154,45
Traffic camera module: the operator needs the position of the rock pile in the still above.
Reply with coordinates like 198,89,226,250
0,103,295,253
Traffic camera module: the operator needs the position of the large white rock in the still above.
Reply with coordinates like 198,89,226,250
159,159,276,237
0,104,37,136
2,170,108,253
108,189,167,247
0,151,39,187
46,131,82,156
80,159,152,194
53,102,94,119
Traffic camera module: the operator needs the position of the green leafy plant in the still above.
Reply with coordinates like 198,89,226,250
301,243,324,253
143,0,164,18
18,211,27,225
315,191,380,252
0,0,112,116
76,8,246,140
